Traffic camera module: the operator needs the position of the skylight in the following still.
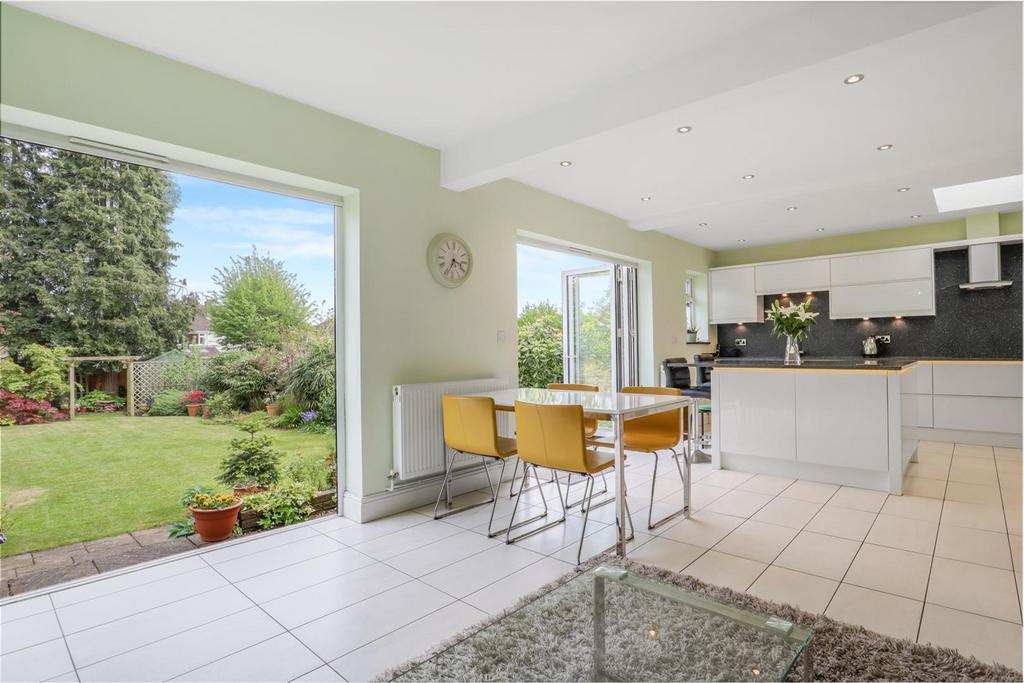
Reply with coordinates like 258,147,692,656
933,174,1023,212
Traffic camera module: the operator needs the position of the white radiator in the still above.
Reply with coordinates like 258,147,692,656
392,377,515,481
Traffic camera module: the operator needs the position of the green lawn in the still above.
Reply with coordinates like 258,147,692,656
0,413,335,556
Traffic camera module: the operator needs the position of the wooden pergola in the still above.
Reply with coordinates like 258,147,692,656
66,356,142,418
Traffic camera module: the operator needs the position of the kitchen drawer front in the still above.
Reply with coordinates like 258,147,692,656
900,363,933,394
932,363,1023,398
901,394,933,428
710,267,763,324
830,247,933,286
933,395,1023,434
717,371,795,460
829,278,935,319
755,259,830,295
795,373,889,471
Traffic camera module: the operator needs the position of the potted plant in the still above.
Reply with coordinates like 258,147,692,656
181,390,206,417
180,486,241,542
218,422,282,497
765,299,819,365
265,393,282,417
686,326,700,343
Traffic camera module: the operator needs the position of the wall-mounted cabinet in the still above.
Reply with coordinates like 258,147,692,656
829,247,933,286
829,278,935,319
709,267,764,324
754,258,830,295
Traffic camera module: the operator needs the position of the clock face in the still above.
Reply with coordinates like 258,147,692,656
428,233,472,287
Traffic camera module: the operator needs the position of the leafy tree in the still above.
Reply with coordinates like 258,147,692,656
19,344,73,403
0,137,197,357
286,334,335,423
579,291,612,390
202,350,277,411
517,302,563,388
218,422,282,487
207,249,314,348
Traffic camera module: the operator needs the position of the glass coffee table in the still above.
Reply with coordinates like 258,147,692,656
393,565,814,682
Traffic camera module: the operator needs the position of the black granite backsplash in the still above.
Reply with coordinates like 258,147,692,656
716,244,1022,359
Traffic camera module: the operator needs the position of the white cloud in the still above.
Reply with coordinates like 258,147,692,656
170,205,333,260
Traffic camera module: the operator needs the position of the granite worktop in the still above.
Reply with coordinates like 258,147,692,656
710,356,1021,370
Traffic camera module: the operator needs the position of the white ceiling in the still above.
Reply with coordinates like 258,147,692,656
18,1,1023,250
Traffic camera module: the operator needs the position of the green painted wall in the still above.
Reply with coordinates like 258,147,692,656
713,211,1023,267
0,6,715,504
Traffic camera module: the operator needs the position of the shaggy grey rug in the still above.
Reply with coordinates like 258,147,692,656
377,556,1022,682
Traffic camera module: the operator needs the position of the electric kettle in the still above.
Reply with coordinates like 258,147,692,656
862,336,878,357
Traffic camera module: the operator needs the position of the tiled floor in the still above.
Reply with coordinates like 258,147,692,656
1,441,1021,680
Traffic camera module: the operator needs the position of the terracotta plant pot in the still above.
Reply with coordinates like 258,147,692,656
265,403,282,417
186,403,201,417
201,404,210,419
190,502,242,542
233,483,265,497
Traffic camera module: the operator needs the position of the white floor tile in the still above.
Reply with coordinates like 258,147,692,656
752,497,822,529
49,557,207,608
419,543,543,598
915,451,953,467
698,469,754,489
828,487,888,513
329,602,485,682
941,500,1007,533
713,519,799,564
926,557,1021,624
350,520,463,560
201,526,320,565
774,531,860,580
804,505,876,541
319,511,430,545
0,595,54,622
625,536,705,572
945,481,1002,507
866,514,938,555
307,515,357,534
56,567,229,634
824,583,923,641
705,489,774,518
214,534,346,583
1,609,62,655
658,510,743,548
905,461,949,481
0,636,74,683
172,633,323,682
953,444,995,459
682,550,767,593
1011,534,1022,572
919,603,1023,672
879,495,942,523
291,581,454,662
748,566,837,614
385,530,498,577
736,474,795,496
549,525,652,564
780,480,839,504
679,482,732,511
65,585,252,668
77,607,283,682
844,543,931,600
918,441,955,455
462,557,574,614
935,524,1013,570
995,447,1024,462
512,515,608,556
261,563,410,629
233,547,377,603
291,665,345,682
902,476,946,499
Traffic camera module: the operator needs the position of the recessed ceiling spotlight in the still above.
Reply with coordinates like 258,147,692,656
910,214,921,219
815,227,826,232
786,206,798,212
862,317,870,321
742,174,755,180
844,73,865,85
559,160,573,167
876,144,893,151
698,222,708,227
737,238,747,243
676,126,693,134
805,292,813,296
640,196,652,202
897,187,910,192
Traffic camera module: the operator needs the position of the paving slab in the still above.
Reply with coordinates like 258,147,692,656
84,533,140,555
92,539,196,572
2,553,36,570
8,561,98,596
131,526,174,546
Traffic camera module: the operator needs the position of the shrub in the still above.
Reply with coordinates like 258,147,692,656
0,391,66,424
0,358,29,395
284,450,335,492
180,390,206,405
517,303,563,388
19,344,72,403
271,405,303,429
79,390,125,411
203,392,236,420
148,389,187,416
159,349,205,391
179,486,238,510
286,336,334,422
217,422,282,487
203,350,276,411
244,481,316,529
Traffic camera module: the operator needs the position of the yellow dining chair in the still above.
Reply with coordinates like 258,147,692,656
510,401,633,565
435,395,549,537
621,386,690,530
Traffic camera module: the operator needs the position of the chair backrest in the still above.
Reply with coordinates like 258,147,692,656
514,401,588,474
661,360,692,390
621,386,683,443
693,353,715,386
441,395,502,457
546,383,599,392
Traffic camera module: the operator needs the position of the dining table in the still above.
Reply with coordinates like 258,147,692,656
467,387,694,557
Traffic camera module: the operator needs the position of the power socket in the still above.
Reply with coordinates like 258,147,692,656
876,335,891,344
735,338,747,346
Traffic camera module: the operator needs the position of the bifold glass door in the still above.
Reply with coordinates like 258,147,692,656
561,264,638,391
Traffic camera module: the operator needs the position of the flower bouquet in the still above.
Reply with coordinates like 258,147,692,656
765,299,819,365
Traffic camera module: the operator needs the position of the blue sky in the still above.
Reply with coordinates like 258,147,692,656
167,173,336,319
517,243,606,313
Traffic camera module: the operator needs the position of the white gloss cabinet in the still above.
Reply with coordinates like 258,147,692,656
794,373,889,471
754,258,830,295
829,278,935,319
709,267,764,324
932,363,1023,398
933,396,1023,434
829,247,933,286
716,370,795,460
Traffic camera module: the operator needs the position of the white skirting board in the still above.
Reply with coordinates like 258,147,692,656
908,426,1023,449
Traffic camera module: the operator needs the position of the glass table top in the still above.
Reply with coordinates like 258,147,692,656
394,565,813,682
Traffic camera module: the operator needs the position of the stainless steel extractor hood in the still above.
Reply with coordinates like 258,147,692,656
959,242,1013,290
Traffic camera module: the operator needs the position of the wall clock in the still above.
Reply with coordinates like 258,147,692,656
427,232,473,287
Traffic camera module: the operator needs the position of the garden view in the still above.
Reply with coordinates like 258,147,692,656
0,137,337,561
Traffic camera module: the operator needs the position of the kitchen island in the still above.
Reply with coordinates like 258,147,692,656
710,358,1022,493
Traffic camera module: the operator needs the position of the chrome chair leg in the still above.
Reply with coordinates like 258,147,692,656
576,475,596,565
646,447,690,530
507,458,520,498
506,464,567,545
433,449,496,520
566,470,609,511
